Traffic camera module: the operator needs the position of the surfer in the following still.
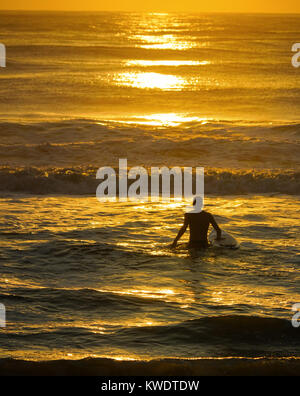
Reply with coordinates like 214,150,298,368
171,197,222,249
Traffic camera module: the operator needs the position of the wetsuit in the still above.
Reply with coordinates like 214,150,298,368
185,210,221,249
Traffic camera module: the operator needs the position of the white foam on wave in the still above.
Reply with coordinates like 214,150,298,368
0,166,298,195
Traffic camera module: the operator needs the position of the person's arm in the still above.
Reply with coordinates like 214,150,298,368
209,213,222,240
171,215,189,248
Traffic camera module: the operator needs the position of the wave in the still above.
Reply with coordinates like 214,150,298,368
1,356,300,376
0,119,299,195
0,316,299,375
1,315,298,354
113,315,300,350
0,167,298,195
0,286,170,310
0,119,299,170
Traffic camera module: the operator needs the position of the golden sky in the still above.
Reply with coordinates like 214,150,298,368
0,0,300,13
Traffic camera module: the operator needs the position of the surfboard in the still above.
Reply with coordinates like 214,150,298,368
209,229,240,249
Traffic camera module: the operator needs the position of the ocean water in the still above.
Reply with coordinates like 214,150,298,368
0,195,299,364
0,11,299,374
0,11,299,121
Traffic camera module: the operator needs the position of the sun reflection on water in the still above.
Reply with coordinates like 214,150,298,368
125,60,210,67
113,72,186,90
101,113,210,127
131,34,200,50
97,287,175,300
138,113,209,126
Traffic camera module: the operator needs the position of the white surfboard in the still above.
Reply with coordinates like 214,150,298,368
209,229,240,249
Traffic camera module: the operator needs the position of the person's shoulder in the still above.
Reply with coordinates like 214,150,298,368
200,210,209,214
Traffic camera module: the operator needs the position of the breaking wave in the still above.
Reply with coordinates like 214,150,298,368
0,166,298,195
1,356,300,376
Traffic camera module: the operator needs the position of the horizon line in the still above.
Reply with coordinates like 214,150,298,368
0,9,300,15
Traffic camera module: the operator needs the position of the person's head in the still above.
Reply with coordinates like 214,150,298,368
189,195,203,213
193,196,203,207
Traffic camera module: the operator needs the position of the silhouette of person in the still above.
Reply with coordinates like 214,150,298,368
171,196,222,249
